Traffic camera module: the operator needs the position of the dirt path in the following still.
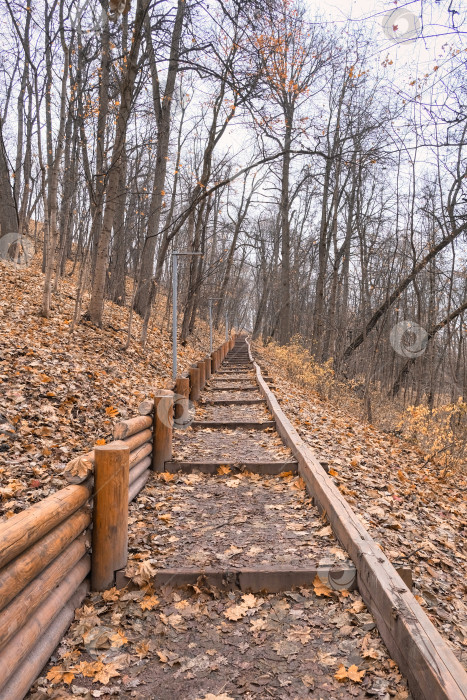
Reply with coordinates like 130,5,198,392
28,340,411,700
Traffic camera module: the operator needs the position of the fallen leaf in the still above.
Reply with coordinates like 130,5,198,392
217,465,231,475
335,664,365,683
313,574,333,597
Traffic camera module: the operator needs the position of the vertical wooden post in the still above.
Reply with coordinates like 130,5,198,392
92,443,129,591
174,375,190,424
204,356,211,380
197,360,206,390
153,390,174,471
189,366,200,401
211,351,217,374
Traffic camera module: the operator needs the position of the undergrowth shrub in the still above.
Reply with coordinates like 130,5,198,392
264,336,336,399
399,399,467,474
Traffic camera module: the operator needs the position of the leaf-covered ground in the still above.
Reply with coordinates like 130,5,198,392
0,258,222,518
27,342,411,699
29,579,410,700
254,343,467,668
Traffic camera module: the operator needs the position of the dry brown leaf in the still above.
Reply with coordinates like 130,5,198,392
102,587,120,602
110,629,128,647
349,600,366,614
313,574,333,597
292,477,306,490
46,666,75,685
217,465,231,474
159,472,175,483
317,525,332,537
64,454,93,481
224,602,250,621
94,662,121,684
334,664,365,683
140,594,159,611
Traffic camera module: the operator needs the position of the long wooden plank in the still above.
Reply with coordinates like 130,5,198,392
0,543,89,652
201,398,266,405
116,564,357,592
0,481,91,569
128,470,150,503
191,421,276,430
246,338,467,700
0,555,90,691
114,415,152,440
0,581,89,700
0,513,90,612
163,461,298,475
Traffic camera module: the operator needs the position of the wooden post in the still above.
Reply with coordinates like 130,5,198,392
197,360,206,390
189,366,200,401
92,443,129,591
211,351,217,374
204,356,212,380
174,376,190,424
153,390,174,471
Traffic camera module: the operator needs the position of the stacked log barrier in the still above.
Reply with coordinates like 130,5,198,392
0,482,91,699
0,334,235,698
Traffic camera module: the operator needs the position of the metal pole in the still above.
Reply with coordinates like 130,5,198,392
172,254,178,380
209,300,213,354
208,297,221,354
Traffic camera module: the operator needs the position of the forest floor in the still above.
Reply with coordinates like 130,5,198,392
0,257,222,517
28,353,411,700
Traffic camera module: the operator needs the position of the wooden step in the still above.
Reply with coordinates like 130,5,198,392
163,460,299,475
116,564,358,593
206,385,258,392
211,377,255,382
201,398,266,405
191,421,276,430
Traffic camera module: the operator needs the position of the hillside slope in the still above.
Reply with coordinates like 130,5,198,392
0,258,223,518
